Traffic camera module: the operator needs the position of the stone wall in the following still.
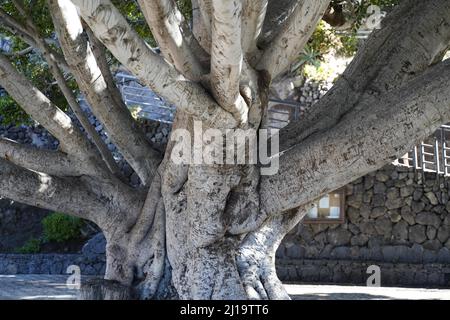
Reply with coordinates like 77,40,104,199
0,254,105,275
0,199,49,252
276,260,450,287
277,165,450,287
0,233,106,276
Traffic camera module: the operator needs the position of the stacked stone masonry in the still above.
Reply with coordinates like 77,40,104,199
0,254,105,275
277,165,450,287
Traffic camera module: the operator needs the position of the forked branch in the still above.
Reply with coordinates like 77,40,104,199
210,0,248,122
49,0,161,185
257,0,330,79
138,0,205,81
71,0,237,129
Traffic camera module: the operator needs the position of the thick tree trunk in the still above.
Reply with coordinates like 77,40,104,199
79,77,293,300
88,184,294,300
81,171,292,300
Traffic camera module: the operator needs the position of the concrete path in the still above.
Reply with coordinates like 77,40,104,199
1,275,450,300
0,275,78,300
286,284,450,300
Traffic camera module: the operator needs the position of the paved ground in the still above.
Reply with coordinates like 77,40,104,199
286,284,450,300
0,275,78,300
1,275,450,300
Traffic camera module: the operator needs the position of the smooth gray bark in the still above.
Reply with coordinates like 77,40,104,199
138,0,206,81
0,7,70,72
71,0,237,130
258,0,330,78
49,0,161,185
262,59,450,216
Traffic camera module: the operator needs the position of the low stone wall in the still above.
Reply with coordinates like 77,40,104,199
277,259,450,288
0,254,105,276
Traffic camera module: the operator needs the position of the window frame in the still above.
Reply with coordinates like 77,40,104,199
303,188,346,224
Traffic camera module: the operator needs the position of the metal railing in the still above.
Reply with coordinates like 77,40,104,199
394,125,450,176
115,72,176,124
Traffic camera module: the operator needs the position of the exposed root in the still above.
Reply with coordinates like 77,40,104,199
79,278,134,300
237,245,289,300
134,199,166,299
236,209,308,300
101,172,168,300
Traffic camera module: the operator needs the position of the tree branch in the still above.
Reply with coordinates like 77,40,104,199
4,46,33,57
13,5,121,177
0,7,70,74
46,50,121,176
71,0,237,130
195,0,213,51
49,0,161,185
257,0,330,79
3,1,119,176
0,7,31,37
11,0,28,18
84,26,127,112
210,0,248,123
241,0,268,56
280,0,450,154
261,59,450,216
0,159,104,223
0,53,107,177
0,138,82,177
192,0,212,54
0,158,146,229
137,0,205,81
258,0,299,48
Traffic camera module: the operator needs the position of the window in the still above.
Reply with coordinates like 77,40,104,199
304,189,346,224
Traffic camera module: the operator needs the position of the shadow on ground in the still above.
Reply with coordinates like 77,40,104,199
291,292,394,300
1,276,450,300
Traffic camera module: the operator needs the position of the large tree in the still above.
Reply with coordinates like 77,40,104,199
0,0,450,299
